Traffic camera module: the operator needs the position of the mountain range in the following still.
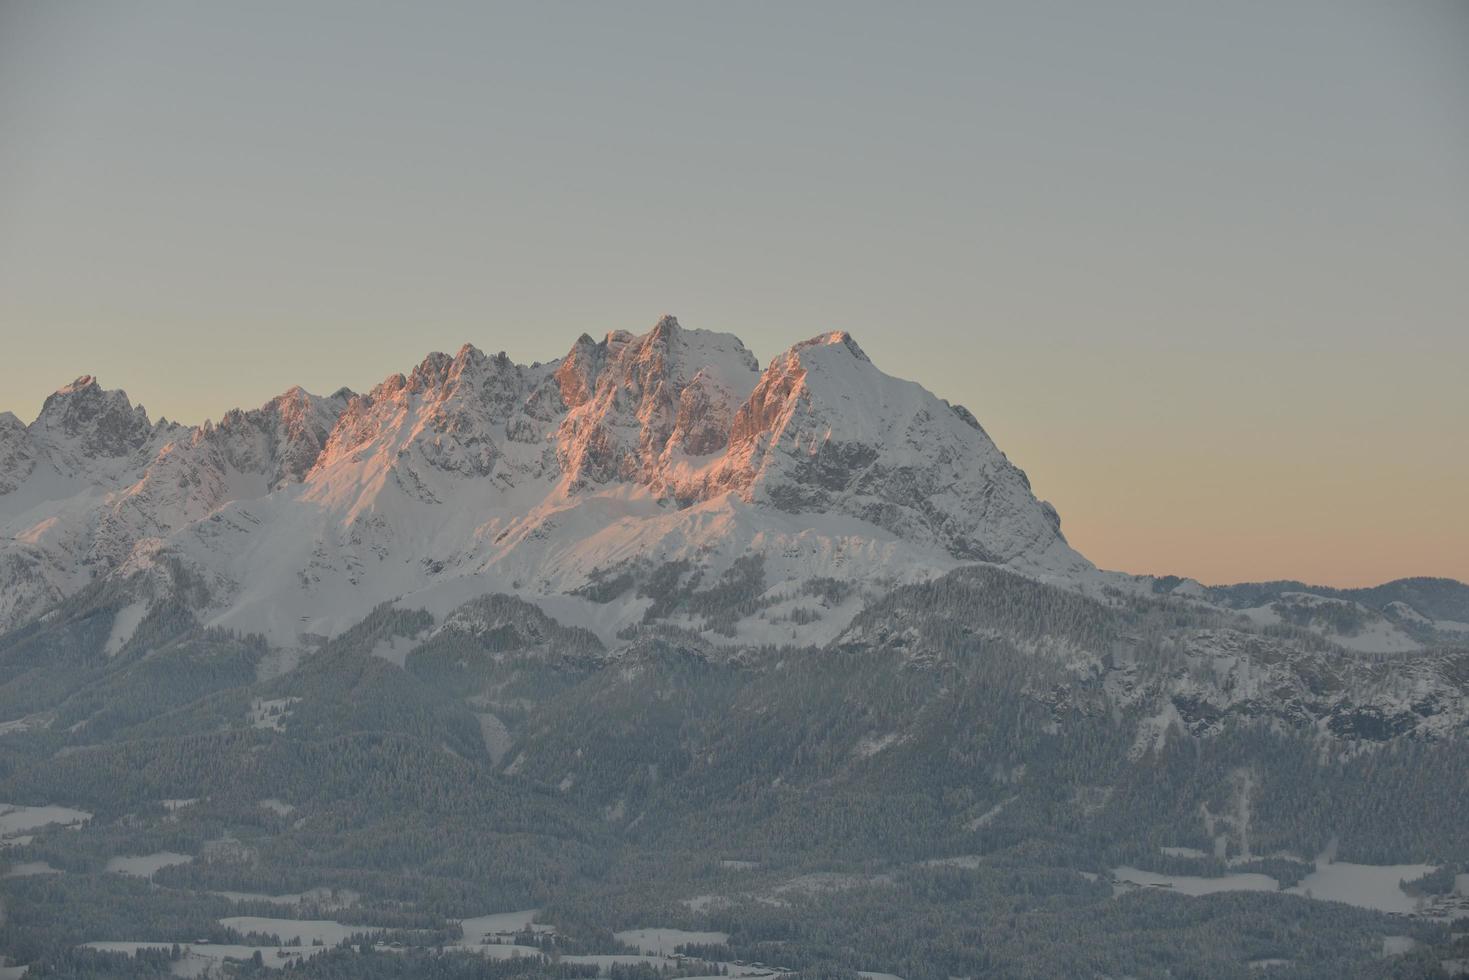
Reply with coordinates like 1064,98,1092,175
1,316,1090,650
3,316,1468,978
4,315,1462,655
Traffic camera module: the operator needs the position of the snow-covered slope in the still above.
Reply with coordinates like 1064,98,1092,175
697,331,1083,574
0,378,352,635
835,566,1469,757
1157,576,1469,653
0,377,181,628
0,316,1090,647
1236,592,1421,654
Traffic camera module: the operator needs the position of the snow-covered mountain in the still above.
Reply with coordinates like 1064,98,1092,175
0,316,1093,649
6,314,1465,665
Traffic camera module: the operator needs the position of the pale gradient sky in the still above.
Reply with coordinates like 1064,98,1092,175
1,2,1465,587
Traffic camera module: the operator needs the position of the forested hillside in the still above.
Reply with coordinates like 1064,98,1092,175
3,567,1467,978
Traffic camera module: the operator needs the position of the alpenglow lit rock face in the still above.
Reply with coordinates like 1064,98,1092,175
0,315,1090,646
695,330,1075,568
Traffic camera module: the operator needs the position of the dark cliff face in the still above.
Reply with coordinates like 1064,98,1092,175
200,386,355,489
0,413,37,494
30,376,158,466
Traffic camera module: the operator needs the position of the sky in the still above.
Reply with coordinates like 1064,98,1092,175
1,1,1465,588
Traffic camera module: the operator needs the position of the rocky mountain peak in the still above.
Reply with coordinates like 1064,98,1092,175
554,333,609,410
701,330,1086,572
797,330,870,363
58,374,98,394
256,385,356,486
646,313,685,347
309,338,543,485
29,375,159,475
555,315,760,488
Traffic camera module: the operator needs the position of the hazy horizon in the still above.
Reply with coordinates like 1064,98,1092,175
3,2,1465,588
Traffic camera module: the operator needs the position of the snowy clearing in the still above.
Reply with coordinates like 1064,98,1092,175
85,941,332,976
219,916,363,946
209,887,357,909
1382,935,1417,956
1285,861,1436,914
966,795,1017,830
106,851,193,877
921,855,984,869
456,910,552,944
0,802,91,843
104,601,148,656
477,713,512,766
614,928,730,955
1112,866,1280,896
774,871,892,896
1113,859,1439,915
